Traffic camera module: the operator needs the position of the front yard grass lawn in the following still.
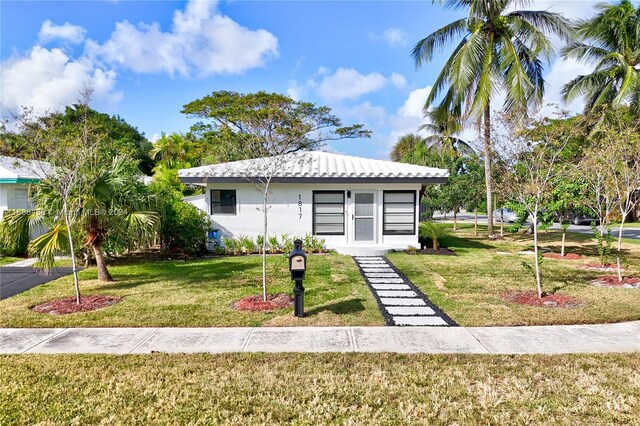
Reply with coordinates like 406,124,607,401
0,253,383,327
0,256,22,266
389,224,640,326
2,353,639,424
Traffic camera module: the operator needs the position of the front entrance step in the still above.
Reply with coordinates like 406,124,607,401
336,247,392,256
353,256,457,327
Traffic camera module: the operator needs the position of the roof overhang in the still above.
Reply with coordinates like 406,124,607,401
179,176,448,185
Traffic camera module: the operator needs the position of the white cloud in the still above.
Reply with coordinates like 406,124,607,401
86,0,278,77
397,86,431,119
318,68,387,101
390,72,407,89
38,20,87,45
382,27,409,47
1,46,121,116
542,56,593,115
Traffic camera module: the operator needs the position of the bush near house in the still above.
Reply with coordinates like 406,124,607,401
419,221,451,250
158,195,210,256
0,211,30,256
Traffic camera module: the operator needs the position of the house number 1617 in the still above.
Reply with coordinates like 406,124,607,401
298,194,302,219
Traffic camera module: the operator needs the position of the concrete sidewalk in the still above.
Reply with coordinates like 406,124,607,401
1,321,639,355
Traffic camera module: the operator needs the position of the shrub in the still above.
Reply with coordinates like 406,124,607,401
419,221,451,250
268,236,280,254
159,197,209,256
236,235,255,254
303,234,326,253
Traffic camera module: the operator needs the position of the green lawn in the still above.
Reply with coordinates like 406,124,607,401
1,353,639,424
0,254,383,327
0,256,21,266
390,225,640,326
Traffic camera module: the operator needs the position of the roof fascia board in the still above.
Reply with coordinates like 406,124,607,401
179,176,448,184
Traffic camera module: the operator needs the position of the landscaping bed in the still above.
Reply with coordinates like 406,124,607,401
1,353,639,424
31,295,121,315
405,247,457,256
591,275,640,288
231,293,293,311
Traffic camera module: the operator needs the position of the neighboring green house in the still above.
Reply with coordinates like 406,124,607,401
0,156,50,219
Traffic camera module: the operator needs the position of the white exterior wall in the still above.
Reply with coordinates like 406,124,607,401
187,182,422,250
0,183,31,220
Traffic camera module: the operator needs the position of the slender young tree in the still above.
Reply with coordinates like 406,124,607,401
184,91,370,301
412,0,573,237
562,0,640,115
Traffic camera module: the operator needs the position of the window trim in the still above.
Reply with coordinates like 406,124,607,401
210,189,237,215
312,190,345,236
382,190,417,235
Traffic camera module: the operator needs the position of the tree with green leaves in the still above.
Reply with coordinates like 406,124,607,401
420,110,475,159
562,0,640,115
412,0,573,237
182,91,371,160
183,91,370,301
2,89,158,301
390,133,424,162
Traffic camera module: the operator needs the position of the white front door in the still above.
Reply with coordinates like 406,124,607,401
352,191,376,243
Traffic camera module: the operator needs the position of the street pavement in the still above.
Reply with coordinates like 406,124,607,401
1,321,639,354
433,213,640,240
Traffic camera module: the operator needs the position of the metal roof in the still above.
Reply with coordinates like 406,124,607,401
0,156,50,182
178,151,448,184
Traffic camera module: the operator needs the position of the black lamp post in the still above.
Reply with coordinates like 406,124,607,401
288,239,306,317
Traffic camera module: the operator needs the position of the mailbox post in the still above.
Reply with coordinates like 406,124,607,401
288,239,307,317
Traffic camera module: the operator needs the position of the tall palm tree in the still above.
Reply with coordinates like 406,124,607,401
562,0,640,114
412,0,573,236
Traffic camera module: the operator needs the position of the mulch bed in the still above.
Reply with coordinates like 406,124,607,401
543,253,583,260
31,295,122,315
502,291,582,308
591,275,640,288
582,263,624,272
231,293,293,311
407,247,457,256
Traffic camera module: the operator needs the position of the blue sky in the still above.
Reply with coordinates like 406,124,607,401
1,0,603,159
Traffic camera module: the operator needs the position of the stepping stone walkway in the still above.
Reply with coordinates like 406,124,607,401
354,256,457,327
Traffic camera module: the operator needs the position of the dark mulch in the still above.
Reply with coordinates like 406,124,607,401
231,293,293,311
544,253,583,260
591,275,640,288
407,247,457,256
582,263,624,272
31,295,122,315
502,291,582,308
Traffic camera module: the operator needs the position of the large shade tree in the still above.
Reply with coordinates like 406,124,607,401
562,0,640,114
412,0,573,237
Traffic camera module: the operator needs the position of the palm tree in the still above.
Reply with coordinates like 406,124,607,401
390,133,425,161
562,0,640,114
412,0,573,236
4,156,158,286
420,110,476,158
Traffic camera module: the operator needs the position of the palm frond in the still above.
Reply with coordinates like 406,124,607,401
28,223,70,271
412,18,468,66
506,10,574,43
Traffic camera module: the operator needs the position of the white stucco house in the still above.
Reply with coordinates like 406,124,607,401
178,151,448,255
0,156,50,219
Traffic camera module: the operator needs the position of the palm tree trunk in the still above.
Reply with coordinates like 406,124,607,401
92,242,113,282
483,105,494,238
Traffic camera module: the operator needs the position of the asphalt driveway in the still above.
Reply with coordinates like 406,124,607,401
0,267,76,300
